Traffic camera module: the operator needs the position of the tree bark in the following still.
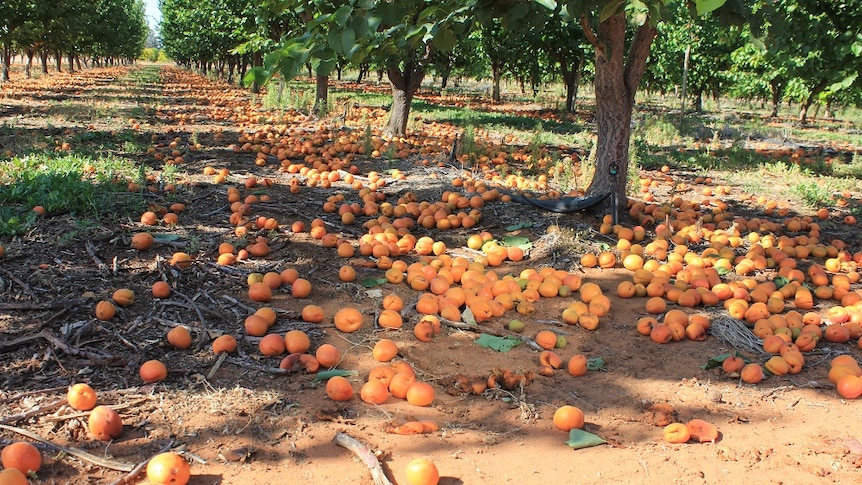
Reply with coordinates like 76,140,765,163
66,53,75,73
584,13,657,210
491,61,502,103
798,78,829,124
54,51,62,72
24,48,34,79
1,44,10,82
769,78,783,117
385,66,425,136
40,50,48,74
313,73,329,116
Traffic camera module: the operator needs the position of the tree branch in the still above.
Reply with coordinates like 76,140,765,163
580,14,604,60
623,20,658,101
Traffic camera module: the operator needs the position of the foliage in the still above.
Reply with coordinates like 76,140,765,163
0,152,144,236
1,0,148,81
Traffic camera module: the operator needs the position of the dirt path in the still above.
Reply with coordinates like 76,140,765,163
1,65,861,485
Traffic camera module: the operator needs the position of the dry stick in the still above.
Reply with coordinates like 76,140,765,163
0,267,33,297
223,356,288,375
331,432,393,485
0,298,89,311
169,289,211,349
0,386,68,405
85,240,108,272
0,424,134,472
107,439,175,485
206,352,229,380
0,398,68,425
39,330,123,365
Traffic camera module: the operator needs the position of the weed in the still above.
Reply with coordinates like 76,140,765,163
0,152,145,236
791,181,835,208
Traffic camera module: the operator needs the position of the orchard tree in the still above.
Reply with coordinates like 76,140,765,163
0,0,31,81
528,0,747,208
646,0,744,112
761,0,862,124
370,2,474,135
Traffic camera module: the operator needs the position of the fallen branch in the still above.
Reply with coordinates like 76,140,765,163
0,398,67,425
0,386,67,405
0,424,134,472
332,432,393,485
107,439,175,485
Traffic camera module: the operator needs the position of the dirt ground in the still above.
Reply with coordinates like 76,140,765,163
1,65,861,485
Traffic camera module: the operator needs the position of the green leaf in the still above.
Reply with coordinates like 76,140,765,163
694,0,726,16
339,29,357,55
333,5,353,27
565,429,606,449
432,25,457,52
599,0,625,22
700,352,748,370
586,357,605,371
360,278,388,288
700,353,731,370
475,334,522,352
772,276,790,289
242,67,271,88
313,370,357,382
501,236,532,249
534,0,557,10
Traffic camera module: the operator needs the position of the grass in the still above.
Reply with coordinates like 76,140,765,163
0,152,145,236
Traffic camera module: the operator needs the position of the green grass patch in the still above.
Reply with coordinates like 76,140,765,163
0,152,145,236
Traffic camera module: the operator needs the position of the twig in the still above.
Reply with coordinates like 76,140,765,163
438,317,479,332
107,439,175,485
0,385,67,405
0,398,67,425
0,424,134,472
200,203,230,218
0,298,89,311
220,294,257,314
85,240,108,272
223,356,288,375
0,267,33,297
39,331,125,365
169,289,211,349
206,352,229,380
332,432,393,485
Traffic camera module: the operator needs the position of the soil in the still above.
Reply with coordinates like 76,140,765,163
1,64,862,485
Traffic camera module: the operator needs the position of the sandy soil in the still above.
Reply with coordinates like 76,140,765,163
1,65,861,485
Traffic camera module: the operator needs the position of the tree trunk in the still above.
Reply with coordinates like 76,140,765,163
441,74,449,90
798,79,829,124
585,14,657,211
24,49,34,78
313,73,329,116
250,53,262,94
769,78,783,117
560,50,585,113
40,50,48,74
824,98,834,120
385,67,425,136
1,44,10,82
356,63,369,83
694,90,703,112
491,61,502,103
55,51,62,72
67,53,75,73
